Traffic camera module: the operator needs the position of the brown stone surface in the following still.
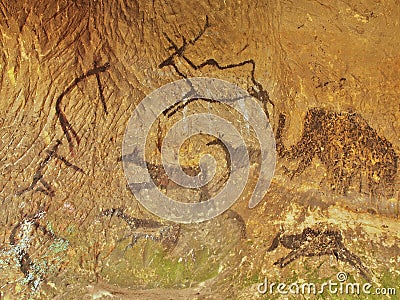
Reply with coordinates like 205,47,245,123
0,0,399,299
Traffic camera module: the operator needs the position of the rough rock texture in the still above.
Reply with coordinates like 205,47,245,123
0,0,399,299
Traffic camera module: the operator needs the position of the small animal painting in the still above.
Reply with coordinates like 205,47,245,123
267,227,370,279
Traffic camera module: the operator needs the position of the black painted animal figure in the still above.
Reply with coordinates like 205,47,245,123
267,227,370,279
101,208,180,251
276,108,398,197
158,15,274,119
